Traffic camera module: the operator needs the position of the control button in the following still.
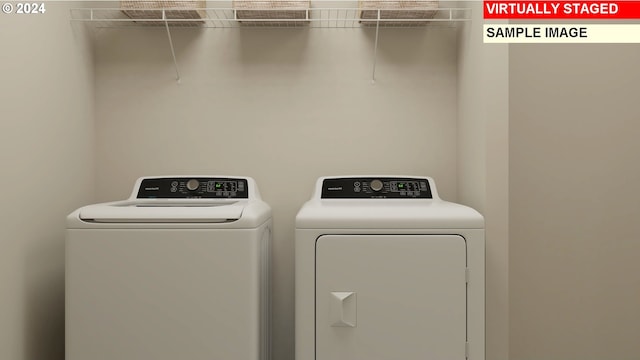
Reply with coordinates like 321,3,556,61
420,181,428,190
354,187,361,192
390,182,397,191
354,181,361,187
170,186,177,193
186,179,200,191
370,179,383,192
171,181,179,187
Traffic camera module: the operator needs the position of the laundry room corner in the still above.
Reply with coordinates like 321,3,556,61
457,1,510,359
5,1,640,360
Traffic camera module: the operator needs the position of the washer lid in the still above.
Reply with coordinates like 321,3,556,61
79,202,245,223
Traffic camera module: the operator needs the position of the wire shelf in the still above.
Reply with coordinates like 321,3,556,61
71,4,470,82
70,7,470,28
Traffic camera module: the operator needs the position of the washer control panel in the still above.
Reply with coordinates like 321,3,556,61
321,177,432,199
137,177,248,199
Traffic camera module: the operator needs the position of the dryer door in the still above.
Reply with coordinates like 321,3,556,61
315,234,466,360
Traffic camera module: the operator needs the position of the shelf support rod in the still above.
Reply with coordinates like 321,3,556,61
371,9,380,84
163,9,181,83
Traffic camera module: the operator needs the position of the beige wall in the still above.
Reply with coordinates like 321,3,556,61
0,3,95,360
509,44,640,359
457,2,510,359
94,26,459,360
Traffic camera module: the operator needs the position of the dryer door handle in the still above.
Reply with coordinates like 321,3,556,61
329,291,356,327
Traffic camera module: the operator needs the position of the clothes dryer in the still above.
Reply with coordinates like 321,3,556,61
295,176,484,360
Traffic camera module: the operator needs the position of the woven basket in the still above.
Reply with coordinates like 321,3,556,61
121,1,207,25
359,0,439,25
233,1,310,26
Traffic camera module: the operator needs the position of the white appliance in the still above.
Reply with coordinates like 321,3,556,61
66,176,271,360
295,176,484,360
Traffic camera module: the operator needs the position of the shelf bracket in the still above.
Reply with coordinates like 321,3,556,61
163,9,181,83
371,9,380,84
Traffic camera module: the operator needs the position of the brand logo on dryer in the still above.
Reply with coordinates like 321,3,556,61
145,187,160,191
327,187,343,191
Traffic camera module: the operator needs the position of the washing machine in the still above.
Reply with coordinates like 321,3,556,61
295,176,484,360
66,176,271,360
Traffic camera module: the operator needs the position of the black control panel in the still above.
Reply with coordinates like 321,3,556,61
321,177,432,199
136,177,249,199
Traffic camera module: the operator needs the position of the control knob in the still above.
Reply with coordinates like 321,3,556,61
370,179,383,192
186,179,200,191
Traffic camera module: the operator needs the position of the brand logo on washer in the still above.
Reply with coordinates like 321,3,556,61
327,187,343,191
145,187,160,191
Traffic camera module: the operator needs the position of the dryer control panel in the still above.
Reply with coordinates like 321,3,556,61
137,177,249,199
321,177,432,199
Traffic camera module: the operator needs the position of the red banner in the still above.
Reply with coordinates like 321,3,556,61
484,1,640,19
